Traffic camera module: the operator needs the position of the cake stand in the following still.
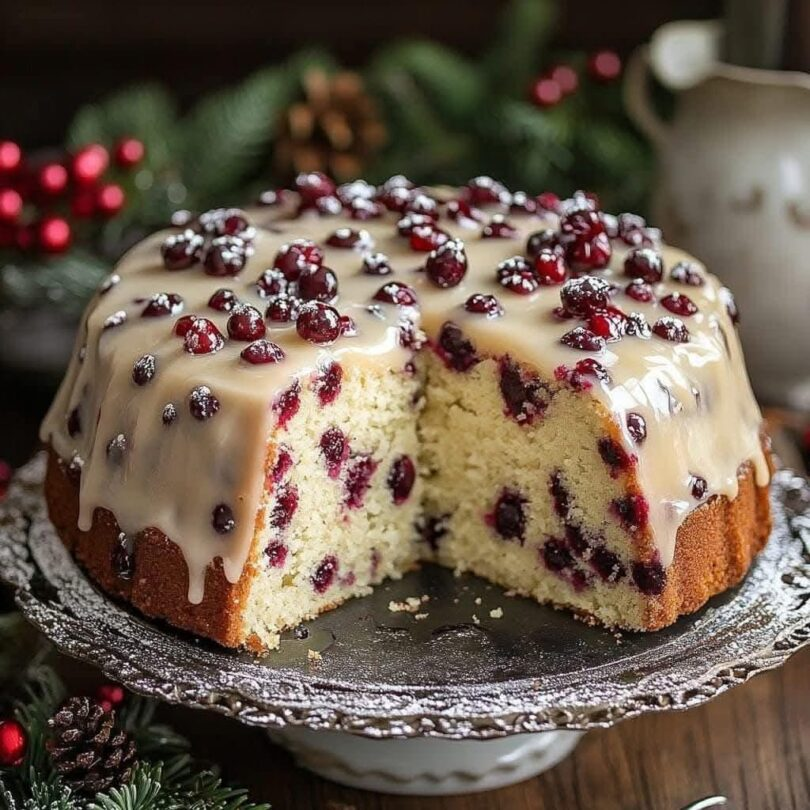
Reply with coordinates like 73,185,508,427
1,454,809,796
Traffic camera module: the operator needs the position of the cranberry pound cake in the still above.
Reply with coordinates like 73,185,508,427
40,174,773,650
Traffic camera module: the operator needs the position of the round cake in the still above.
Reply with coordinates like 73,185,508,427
40,175,772,651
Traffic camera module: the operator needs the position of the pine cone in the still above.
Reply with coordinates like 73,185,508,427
46,697,137,794
275,68,387,182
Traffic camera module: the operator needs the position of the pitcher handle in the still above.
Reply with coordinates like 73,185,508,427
624,46,670,147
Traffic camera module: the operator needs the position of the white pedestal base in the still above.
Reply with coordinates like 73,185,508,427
268,727,584,796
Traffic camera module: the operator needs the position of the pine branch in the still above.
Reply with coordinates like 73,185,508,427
86,763,163,810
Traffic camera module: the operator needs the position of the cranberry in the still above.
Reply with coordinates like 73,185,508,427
617,212,646,241
270,445,293,483
611,494,649,533
487,488,528,543
314,195,343,215
661,292,698,317
536,191,561,212
625,312,652,338
273,240,324,281
112,532,135,580
161,229,203,270
265,295,300,323
388,455,416,504
326,227,371,250
67,407,81,437
409,224,450,252
273,381,300,427
311,555,339,594
256,269,289,299
496,256,539,295
598,437,635,476
670,260,704,286
373,281,418,307
198,208,253,239
188,385,220,421
420,515,449,552
542,539,573,572
587,310,625,342
241,340,285,365
103,310,127,330
295,171,336,205
549,471,570,518
425,238,467,288
481,215,518,239
226,305,265,341
560,276,612,316
183,318,225,355
560,203,601,238
526,229,563,258
296,302,342,345
560,327,606,352
509,191,538,214
566,231,612,271
298,264,339,302
340,315,357,337
625,279,655,302
446,199,484,225
464,293,503,319
652,316,690,343
313,361,343,406
162,403,177,425
573,357,611,384
499,357,550,425
591,547,626,582
320,427,349,478
534,250,567,285
271,483,299,529
721,288,740,324
345,455,378,508
362,253,392,275
566,524,589,557
141,292,183,318
465,176,509,206
106,433,127,464
398,317,423,349
405,193,439,218
173,314,196,337
212,503,235,534
437,322,479,372
132,354,156,385
690,475,708,500
204,235,249,276
623,248,663,283
208,288,239,311
338,179,376,204
626,412,647,444
265,542,288,568
632,560,666,595
348,197,384,220
397,213,434,237
379,185,414,213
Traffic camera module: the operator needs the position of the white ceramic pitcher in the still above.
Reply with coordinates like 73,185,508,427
625,20,810,407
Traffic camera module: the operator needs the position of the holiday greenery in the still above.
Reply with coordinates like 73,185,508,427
0,0,651,318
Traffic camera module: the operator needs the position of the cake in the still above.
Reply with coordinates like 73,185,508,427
40,174,772,651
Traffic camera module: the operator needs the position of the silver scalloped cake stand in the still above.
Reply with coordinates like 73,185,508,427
2,455,810,795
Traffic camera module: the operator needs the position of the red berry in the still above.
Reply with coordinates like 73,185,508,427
320,427,349,477
373,281,419,307
142,292,183,317
208,288,239,312
534,250,567,285
566,231,612,270
188,385,220,420
132,354,157,385
561,203,602,239
183,318,225,354
526,229,563,257
409,224,449,252
0,189,23,223
241,339,285,365
560,326,606,352
313,361,343,405
481,215,518,239
465,176,508,206
560,276,612,316
265,295,300,323
204,236,249,276
496,256,538,295
626,412,647,444
37,162,69,196
96,183,126,217
162,230,204,270
388,455,416,504
661,292,698,317
588,50,622,82
690,475,708,500
295,171,336,204
296,302,342,345
273,239,324,281
72,144,109,185
174,314,197,337
652,316,690,343
587,311,624,342
446,199,484,225
530,77,563,107
397,212,434,236
0,719,27,766
298,264,339,302
113,137,145,168
536,192,561,212
550,64,579,94
311,554,339,593
38,216,71,253
0,141,22,174
624,248,663,283
212,503,236,533
96,683,126,708
227,304,266,341
326,227,371,249
670,260,704,286
362,252,392,276
508,191,538,214
71,188,97,218
625,279,655,302
464,293,503,318
425,238,467,288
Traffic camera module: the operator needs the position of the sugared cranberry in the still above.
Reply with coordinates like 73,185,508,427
425,238,467,288
598,437,635,476
560,327,606,352
465,176,509,206
560,203,601,238
625,312,652,338
566,231,612,271
632,560,666,595
670,260,704,286
591,547,626,582
265,542,288,568
397,213,434,237
162,403,177,425
132,354,156,386
625,279,655,303
500,357,550,424
464,293,503,319
626,412,647,444
345,455,378,508
161,229,204,270
296,302,342,345
409,224,449,252
661,292,698,317
265,295,300,323
611,494,649,533
487,488,528,543
496,256,538,295
446,199,484,225
273,381,300,427
690,475,708,500
555,357,612,390
67,407,81,437
348,197,384,220
326,227,371,250
112,533,135,580
542,539,573,572
241,340,285,365
526,229,563,258
652,316,690,343
587,310,625,342
560,276,612,316
362,253,392,275
721,288,740,324
273,240,324,281
208,288,239,311
313,361,343,406
173,314,196,337
437,322,478,372
481,215,518,239
212,503,235,534
106,433,127,464
509,191,538,214
314,195,343,215
103,310,127,330
320,427,349,478
337,179,375,204
373,281,418,307
204,235,249,276
295,171,336,205
388,455,416,504
298,264,339,302
183,318,225,354
536,191,561,212
256,269,289,299
188,385,220,420
380,185,415,213
624,248,663,283
226,305,265,341
271,483,298,529
534,250,567,285
405,193,439,218
339,315,357,337
311,555,339,594
398,317,423,350
198,207,254,239
142,292,183,318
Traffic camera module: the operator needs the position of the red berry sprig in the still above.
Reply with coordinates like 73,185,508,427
0,718,27,767
529,49,623,111
96,682,126,713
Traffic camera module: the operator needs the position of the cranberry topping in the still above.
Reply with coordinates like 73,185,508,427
112,533,135,580
198,208,254,239
625,278,655,303
340,315,357,337
265,542,288,568
536,191,561,212
227,304,266,341
409,224,450,252
464,293,503,319
271,483,298,529
542,538,574,572
256,269,289,299
560,276,612,316
560,326,606,352
67,407,81,437
106,433,127,464
162,403,177,425
188,385,220,421
265,295,300,323
623,248,663,283
534,250,567,285
526,229,563,258
397,213,434,237
314,361,343,406
314,195,343,215
405,193,439,218
296,302,342,345
204,235,249,277
446,199,484,225
496,256,539,295
326,227,371,250
320,427,349,478
273,381,300,428
690,475,708,500
103,311,127,330
161,229,203,270
437,322,479,371
270,445,293,483
555,358,612,390
549,471,570,517
598,437,635,477
141,292,183,318
576,357,611,383
298,264,339,303
425,238,468,288
465,176,509,206
632,560,666,596
626,412,647,444
388,455,416,504
208,288,239,311
560,202,601,238
611,494,650,533
487,488,528,543
338,179,375,204
587,310,625,342
481,215,518,239
625,312,652,338
670,260,704,286
183,317,225,355
661,292,698,317
652,316,690,343
241,340,285,365
132,354,156,386
295,171,336,205
348,197,384,220
212,503,235,534
362,252,392,275
345,455,378,508
273,240,324,281
566,231,612,271
499,357,550,424
381,185,415,213
591,547,626,582
173,314,196,337
373,281,418,307
311,555,339,594
509,190,538,214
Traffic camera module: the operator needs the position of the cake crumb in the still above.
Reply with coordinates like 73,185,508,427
489,607,503,619
474,597,482,605
414,612,429,621
471,613,480,625
307,649,322,662
388,595,429,614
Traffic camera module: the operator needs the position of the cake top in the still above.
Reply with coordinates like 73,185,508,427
41,174,770,603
